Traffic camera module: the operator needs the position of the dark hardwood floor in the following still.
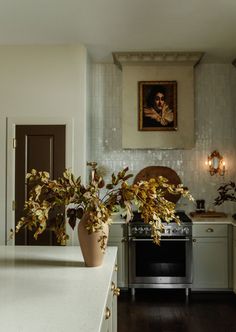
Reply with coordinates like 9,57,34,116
118,289,236,332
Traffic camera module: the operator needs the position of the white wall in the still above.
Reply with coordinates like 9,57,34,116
1,50,235,245
0,45,88,245
90,63,236,216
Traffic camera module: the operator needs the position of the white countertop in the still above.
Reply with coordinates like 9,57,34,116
0,246,117,332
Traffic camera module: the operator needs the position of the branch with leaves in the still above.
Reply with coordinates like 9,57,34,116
13,166,193,249
214,181,236,206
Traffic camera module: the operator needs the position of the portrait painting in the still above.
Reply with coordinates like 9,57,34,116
138,81,177,131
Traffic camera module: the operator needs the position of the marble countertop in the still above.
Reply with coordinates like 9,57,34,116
190,215,236,225
0,246,117,332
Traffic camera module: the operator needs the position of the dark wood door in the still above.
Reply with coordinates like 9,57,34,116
15,125,66,245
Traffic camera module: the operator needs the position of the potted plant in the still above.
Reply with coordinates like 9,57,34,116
14,164,193,266
214,181,236,220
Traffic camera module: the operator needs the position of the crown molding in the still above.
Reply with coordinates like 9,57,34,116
112,51,204,70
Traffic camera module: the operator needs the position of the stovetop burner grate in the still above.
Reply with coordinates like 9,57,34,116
131,210,192,224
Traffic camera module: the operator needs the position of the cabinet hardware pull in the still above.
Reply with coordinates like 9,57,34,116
121,238,127,242
105,307,111,320
206,228,214,232
114,264,118,272
114,287,120,297
111,282,120,296
193,239,196,242
130,238,190,242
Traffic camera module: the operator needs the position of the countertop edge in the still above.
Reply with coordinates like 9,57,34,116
189,216,236,225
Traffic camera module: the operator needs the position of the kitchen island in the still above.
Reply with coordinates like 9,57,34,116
0,246,117,332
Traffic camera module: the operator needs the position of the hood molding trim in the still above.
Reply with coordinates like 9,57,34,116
112,51,204,70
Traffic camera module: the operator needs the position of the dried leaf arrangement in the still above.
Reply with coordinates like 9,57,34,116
214,181,236,219
14,166,193,249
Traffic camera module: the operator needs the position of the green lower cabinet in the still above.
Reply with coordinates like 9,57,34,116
192,224,229,290
233,227,236,293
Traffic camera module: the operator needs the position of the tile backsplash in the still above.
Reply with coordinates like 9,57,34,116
90,63,236,215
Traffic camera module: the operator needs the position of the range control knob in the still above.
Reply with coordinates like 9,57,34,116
144,227,150,235
182,227,190,235
172,228,178,234
132,227,138,235
138,227,144,234
165,228,171,235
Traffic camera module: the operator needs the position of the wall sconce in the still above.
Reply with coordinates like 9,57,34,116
206,150,225,176
87,161,98,181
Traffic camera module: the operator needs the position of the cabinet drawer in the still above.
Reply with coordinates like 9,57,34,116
100,262,118,332
110,223,127,238
193,224,228,237
100,288,112,332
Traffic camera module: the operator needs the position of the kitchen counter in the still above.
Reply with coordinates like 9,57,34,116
0,245,117,332
190,215,235,225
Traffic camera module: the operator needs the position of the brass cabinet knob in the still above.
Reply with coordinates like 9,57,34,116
111,281,120,296
206,228,214,232
105,307,111,320
114,287,120,297
192,238,196,242
114,264,118,272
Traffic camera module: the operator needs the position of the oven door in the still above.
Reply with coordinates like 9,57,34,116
129,236,192,287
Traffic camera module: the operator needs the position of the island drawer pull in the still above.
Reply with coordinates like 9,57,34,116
111,281,120,296
206,228,214,232
105,307,111,320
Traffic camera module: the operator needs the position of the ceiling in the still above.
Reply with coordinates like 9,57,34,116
0,0,236,64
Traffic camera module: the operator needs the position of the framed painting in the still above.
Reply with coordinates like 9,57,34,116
138,81,177,131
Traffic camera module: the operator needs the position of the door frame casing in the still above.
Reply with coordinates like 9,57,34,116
6,117,75,246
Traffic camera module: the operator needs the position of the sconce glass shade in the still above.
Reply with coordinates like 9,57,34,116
207,151,225,176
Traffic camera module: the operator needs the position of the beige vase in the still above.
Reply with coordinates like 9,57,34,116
78,214,109,267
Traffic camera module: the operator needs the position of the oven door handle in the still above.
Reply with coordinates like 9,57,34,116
129,238,191,242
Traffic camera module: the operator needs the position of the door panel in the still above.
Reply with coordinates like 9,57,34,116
15,125,66,246
27,135,54,175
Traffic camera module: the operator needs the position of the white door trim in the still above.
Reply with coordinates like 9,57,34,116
6,116,74,246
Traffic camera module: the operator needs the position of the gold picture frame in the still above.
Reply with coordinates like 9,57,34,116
138,81,177,131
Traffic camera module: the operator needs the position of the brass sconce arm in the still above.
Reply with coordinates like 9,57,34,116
206,150,225,176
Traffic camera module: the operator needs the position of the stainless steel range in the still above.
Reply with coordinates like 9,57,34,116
128,211,193,296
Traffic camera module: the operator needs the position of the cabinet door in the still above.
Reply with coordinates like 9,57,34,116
111,266,118,332
100,291,112,332
100,263,118,332
108,238,128,288
193,237,228,289
234,238,236,293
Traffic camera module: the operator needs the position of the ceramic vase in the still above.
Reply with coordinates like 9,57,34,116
78,214,109,267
